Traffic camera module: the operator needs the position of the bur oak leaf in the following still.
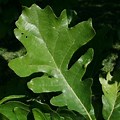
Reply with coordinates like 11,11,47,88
9,4,95,120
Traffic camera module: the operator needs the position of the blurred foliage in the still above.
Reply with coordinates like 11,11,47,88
0,0,120,119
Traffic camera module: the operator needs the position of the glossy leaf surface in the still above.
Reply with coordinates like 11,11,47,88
0,95,25,105
9,4,95,120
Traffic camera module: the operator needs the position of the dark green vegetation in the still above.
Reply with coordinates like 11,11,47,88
0,0,120,120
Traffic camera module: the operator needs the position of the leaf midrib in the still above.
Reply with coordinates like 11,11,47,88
107,88,118,120
32,11,93,119
42,37,92,120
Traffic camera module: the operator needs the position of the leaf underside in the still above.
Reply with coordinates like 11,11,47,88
9,4,95,120
100,72,120,120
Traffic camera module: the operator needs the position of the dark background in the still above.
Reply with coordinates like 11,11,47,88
0,0,120,119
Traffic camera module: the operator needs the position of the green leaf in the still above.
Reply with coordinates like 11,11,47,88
0,113,9,120
33,108,68,120
28,100,65,120
32,108,47,120
100,72,120,119
57,108,85,120
14,107,29,120
0,95,25,105
0,101,29,120
49,112,65,120
9,4,95,119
